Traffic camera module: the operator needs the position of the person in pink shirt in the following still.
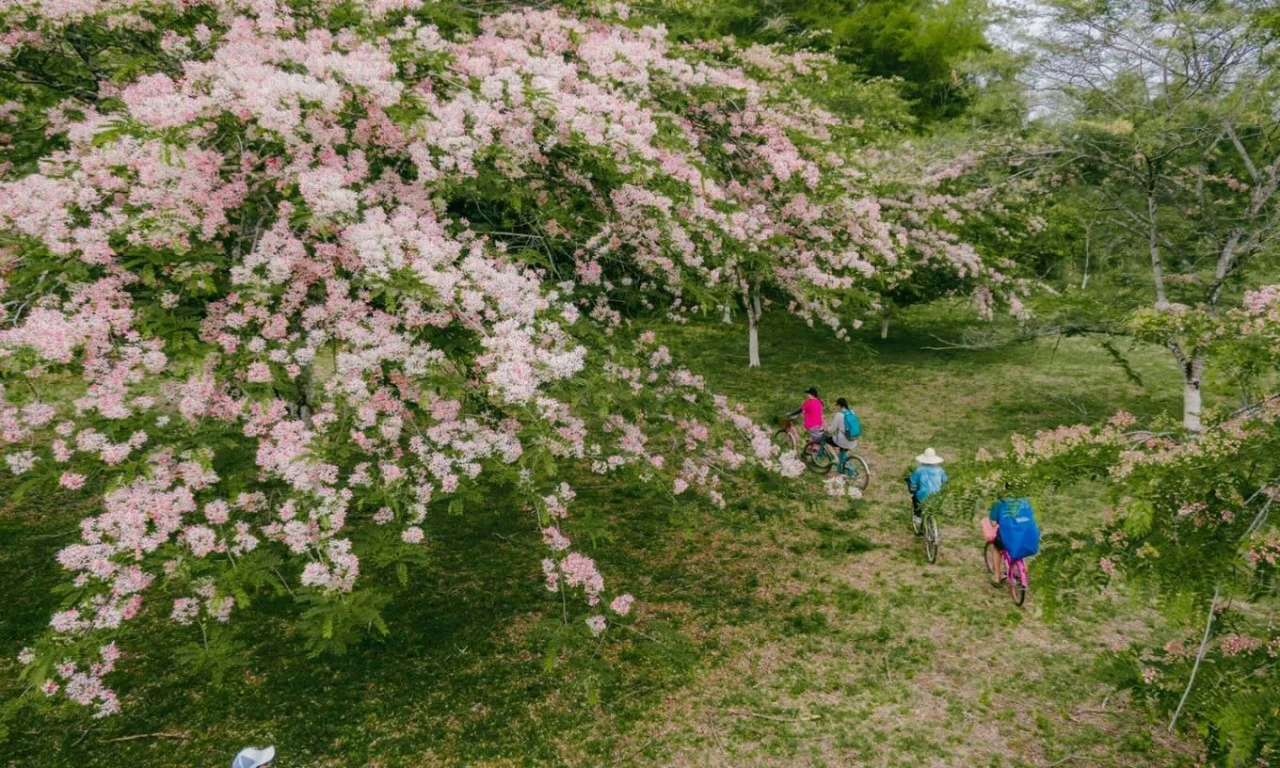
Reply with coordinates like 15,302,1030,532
788,387,825,446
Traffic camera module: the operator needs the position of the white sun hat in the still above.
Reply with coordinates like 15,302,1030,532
915,448,944,465
232,746,275,768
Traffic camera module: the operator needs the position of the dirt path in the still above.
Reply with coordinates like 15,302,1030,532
599,475,1199,767
594,326,1202,767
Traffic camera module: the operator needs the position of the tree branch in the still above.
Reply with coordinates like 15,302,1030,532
1224,120,1261,183
1168,585,1220,733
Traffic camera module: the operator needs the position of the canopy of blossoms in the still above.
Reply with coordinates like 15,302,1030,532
0,0,1017,716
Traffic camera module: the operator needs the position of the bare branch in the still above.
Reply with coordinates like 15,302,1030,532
1224,120,1261,183
1169,586,1219,733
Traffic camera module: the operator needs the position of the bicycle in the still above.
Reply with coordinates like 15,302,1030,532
908,480,940,563
773,417,870,489
984,540,1029,605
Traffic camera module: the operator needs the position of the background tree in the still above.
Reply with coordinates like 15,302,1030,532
644,0,996,124
1031,0,1280,430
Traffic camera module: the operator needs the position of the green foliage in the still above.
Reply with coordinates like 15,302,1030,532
353,525,432,589
296,588,392,657
172,625,248,687
823,0,991,122
647,0,999,125
965,387,1280,763
1106,623,1280,767
216,549,290,608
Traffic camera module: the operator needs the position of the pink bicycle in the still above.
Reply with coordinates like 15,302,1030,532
984,541,1029,606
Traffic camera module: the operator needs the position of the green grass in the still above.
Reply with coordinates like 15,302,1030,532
0,302,1213,766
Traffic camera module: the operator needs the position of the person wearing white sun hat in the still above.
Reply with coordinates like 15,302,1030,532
907,448,948,530
232,746,276,768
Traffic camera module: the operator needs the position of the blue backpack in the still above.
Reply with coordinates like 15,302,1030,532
843,410,862,439
997,499,1040,560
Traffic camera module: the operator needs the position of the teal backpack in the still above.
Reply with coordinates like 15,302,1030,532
843,410,862,439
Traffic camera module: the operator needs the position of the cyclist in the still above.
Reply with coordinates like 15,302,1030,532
906,448,946,528
988,485,1033,554
828,397,863,476
787,387,825,447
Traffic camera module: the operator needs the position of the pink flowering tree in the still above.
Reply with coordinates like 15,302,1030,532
855,138,1049,338
0,0,843,718
963,296,1280,763
526,13,1031,368
653,83,1033,366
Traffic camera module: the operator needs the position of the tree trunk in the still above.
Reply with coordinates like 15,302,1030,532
745,286,761,368
1146,188,1169,305
1182,356,1205,431
721,304,732,324
880,316,890,339
1081,226,1091,291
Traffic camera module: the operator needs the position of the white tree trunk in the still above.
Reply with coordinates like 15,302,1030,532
1081,226,1091,291
1183,357,1205,431
1147,190,1169,305
752,291,762,319
747,300,760,368
747,289,757,371
880,316,890,339
721,304,732,324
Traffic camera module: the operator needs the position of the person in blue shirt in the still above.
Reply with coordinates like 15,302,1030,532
907,448,947,529
988,486,1033,553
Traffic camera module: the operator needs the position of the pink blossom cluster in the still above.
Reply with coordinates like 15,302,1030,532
1243,285,1280,316
609,593,635,616
590,334,787,503
986,406,1270,485
1009,423,1098,465
823,473,864,499
45,643,121,718
1220,634,1263,657
1246,531,1280,567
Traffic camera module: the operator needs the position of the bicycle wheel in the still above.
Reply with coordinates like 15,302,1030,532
807,445,834,474
923,513,940,563
772,429,798,457
1009,560,1028,606
984,543,1003,584
845,454,870,491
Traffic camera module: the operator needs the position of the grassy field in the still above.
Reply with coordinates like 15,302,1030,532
0,304,1211,766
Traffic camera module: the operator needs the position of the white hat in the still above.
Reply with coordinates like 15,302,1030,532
232,747,275,768
915,448,944,465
